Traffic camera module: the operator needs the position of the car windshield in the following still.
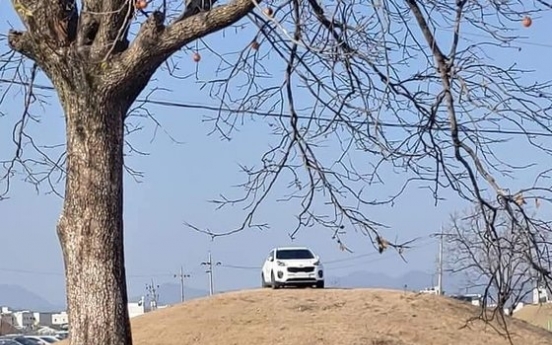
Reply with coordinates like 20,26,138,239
276,249,314,260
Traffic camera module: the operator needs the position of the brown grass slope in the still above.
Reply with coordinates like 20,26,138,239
65,289,552,345
514,303,552,331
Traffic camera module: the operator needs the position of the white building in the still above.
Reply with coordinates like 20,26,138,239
33,312,54,326
419,286,441,295
533,286,549,304
128,296,152,319
13,311,35,329
127,296,169,319
52,312,68,325
450,293,483,306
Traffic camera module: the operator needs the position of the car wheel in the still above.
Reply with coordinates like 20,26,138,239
271,271,280,289
316,280,325,289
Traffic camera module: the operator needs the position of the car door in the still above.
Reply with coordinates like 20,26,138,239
262,250,275,281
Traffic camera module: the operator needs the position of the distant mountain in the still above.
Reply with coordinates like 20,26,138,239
0,271,493,313
0,284,63,311
130,283,209,305
327,270,470,295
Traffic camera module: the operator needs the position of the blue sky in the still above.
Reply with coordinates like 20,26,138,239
1,2,552,306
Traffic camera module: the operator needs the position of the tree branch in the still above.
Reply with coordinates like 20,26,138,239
159,0,254,53
175,0,220,22
7,30,39,62
11,0,78,50
117,0,256,79
88,0,134,59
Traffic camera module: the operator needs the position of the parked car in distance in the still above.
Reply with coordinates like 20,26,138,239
53,332,68,340
261,246,324,289
24,336,58,345
0,336,40,345
37,336,59,344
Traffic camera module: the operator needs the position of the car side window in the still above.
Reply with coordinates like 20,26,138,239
268,250,274,261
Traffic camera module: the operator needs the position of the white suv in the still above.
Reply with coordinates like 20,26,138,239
261,246,324,289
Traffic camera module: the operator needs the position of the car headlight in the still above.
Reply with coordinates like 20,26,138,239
313,260,320,265
277,260,286,266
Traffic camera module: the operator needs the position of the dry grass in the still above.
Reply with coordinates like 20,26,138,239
514,303,552,331
61,288,552,345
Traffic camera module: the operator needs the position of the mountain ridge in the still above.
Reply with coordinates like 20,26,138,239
0,284,63,311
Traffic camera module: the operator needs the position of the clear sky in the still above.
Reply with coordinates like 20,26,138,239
1,2,551,307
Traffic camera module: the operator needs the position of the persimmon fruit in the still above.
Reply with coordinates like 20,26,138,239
263,7,274,18
135,0,147,10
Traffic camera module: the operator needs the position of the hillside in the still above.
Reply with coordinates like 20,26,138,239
514,303,552,331
61,288,552,345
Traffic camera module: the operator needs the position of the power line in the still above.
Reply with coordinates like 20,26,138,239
127,100,552,138
218,236,438,272
324,237,436,266
1,79,552,138
0,266,175,278
326,239,437,270
324,252,380,265
0,237,437,284
219,264,258,270
217,253,384,271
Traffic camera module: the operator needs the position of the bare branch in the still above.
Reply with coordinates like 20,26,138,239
4,0,552,342
120,0,256,75
445,204,552,322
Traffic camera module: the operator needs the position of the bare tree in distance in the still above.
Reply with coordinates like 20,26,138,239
2,0,552,344
444,204,551,324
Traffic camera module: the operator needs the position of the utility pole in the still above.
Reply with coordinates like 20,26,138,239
174,266,191,303
201,251,221,296
437,228,444,295
146,279,159,311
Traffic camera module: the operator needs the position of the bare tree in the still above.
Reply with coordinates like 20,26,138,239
445,205,552,322
2,0,552,345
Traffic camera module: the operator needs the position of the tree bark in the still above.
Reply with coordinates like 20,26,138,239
56,90,132,345
7,2,258,345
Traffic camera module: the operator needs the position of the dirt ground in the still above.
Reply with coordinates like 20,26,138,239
63,288,552,345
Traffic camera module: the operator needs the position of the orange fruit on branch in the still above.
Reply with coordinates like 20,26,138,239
522,16,532,27
263,7,274,18
135,0,148,10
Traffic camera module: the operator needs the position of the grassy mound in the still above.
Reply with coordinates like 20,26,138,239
62,288,552,345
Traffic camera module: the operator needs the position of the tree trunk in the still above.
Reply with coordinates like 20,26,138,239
56,90,132,345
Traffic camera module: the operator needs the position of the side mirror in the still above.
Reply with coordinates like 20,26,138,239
268,257,274,262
